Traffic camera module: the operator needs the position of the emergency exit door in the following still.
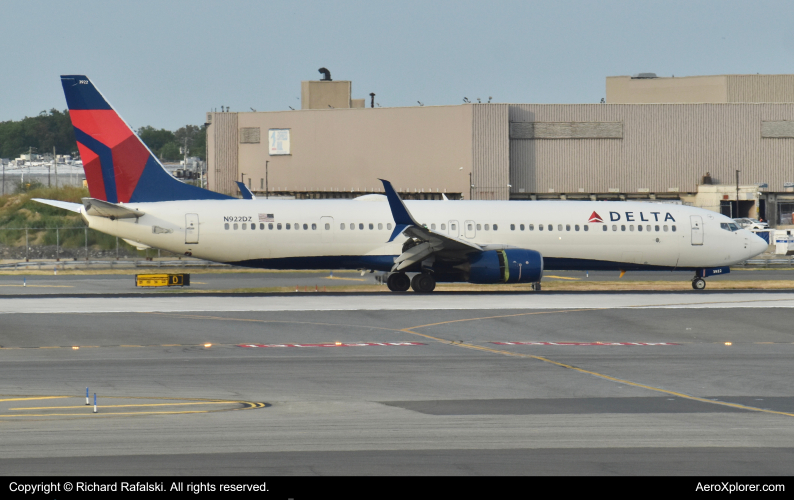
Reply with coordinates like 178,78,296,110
690,215,703,246
185,214,199,244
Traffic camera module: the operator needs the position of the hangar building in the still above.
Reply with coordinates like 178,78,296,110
206,73,794,227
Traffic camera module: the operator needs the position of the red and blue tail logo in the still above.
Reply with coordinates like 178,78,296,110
61,75,230,203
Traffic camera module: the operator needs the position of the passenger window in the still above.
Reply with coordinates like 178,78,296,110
350,223,355,230
359,223,364,230
520,224,525,231
251,223,256,231
493,224,498,231
566,224,570,231
621,225,625,231
663,225,668,232
468,224,473,230
242,223,247,230
511,224,515,231
224,223,229,230
629,225,634,231
277,223,282,230
431,223,436,230
638,225,643,232
303,224,308,230
450,224,455,230
529,224,534,231
260,223,265,229
584,225,589,231
294,223,299,230
286,223,291,230
655,225,660,231
575,225,579,231
646,225,651,232
369,223,374,230
612,225,617,231
268,223,273,230
378,223,383,230
325,223,330,230
602,225,607,231
340,223,345,230
233,223,238,230
548,224,553,231
558,224,563,231
539,225,544,231
476,224,481,230
312,223,317,230
441,224,446,230
484,224,490,231
672,225,676,232
387,223,393,230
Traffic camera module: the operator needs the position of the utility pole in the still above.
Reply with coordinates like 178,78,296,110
265,161,269,199
53,146,58,189
736,169,740,218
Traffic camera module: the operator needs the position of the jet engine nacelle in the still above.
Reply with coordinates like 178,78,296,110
467,249,543,284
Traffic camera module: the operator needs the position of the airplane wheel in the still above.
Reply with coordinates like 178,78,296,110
692,278,706,290
532,282,542,291
387,273,410,292
411,273,436,293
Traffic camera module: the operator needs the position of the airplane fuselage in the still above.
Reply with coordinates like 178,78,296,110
81,197,767,275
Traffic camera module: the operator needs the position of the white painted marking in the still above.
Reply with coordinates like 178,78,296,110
1,293,794,314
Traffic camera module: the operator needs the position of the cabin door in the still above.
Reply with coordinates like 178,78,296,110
464,220,476,239
690,215,704,246
185,213,199,244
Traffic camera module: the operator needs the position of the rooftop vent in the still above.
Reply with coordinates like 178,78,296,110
631,73,658,79
318,67,332,81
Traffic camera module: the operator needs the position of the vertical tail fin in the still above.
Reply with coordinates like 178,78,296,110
61,75,231,203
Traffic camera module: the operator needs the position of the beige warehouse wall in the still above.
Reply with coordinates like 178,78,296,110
509,103,794,195
215,105,473,197
607,75,728,103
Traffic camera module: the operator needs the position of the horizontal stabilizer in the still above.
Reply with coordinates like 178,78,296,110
32,198,83,213
82,198,144,219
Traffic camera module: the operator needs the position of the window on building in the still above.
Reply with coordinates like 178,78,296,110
261,178,264,190
224,223,229,230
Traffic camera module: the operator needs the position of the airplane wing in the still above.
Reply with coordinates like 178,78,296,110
379,179,482,271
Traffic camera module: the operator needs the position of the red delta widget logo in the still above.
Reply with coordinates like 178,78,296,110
588,211,675,223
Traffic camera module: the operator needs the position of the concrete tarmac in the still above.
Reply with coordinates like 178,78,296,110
1,294,794,475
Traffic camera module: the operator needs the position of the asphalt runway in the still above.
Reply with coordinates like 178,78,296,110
0,268,791,295
1,293,794,475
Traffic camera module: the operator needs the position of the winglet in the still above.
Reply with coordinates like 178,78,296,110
379,179,420,242
236,182,256,200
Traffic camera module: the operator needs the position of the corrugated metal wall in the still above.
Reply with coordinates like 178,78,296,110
728,75,794,103
208,113,238,195
472,104,509,200
509,103,794,194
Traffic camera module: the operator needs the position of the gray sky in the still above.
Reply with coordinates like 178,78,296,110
3,0,793,130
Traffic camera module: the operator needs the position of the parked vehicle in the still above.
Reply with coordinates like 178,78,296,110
732,218,769,230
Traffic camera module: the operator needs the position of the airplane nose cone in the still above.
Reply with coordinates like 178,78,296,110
748,233,768,257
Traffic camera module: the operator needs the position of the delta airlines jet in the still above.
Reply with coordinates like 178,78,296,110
35,75,768,292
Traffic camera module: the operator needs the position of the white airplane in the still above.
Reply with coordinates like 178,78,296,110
35,75,768,292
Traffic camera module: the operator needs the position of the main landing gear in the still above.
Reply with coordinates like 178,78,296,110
386,273,436,292
410,273,436,293
691,277,706,290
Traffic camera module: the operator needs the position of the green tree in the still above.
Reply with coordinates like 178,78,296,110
174,124,206,160
0,109,76,159
137,126,176,158
159,142,181,161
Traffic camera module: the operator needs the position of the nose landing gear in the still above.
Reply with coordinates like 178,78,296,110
691,277,706,290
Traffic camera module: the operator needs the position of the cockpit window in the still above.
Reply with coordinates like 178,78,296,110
721,222,740,231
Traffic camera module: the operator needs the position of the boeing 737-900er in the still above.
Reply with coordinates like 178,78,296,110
34,75,769,292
